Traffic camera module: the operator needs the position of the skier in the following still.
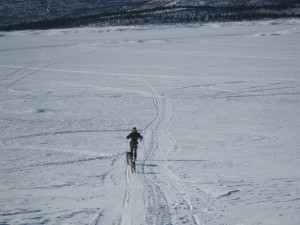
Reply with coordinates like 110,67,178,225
126,127,143,161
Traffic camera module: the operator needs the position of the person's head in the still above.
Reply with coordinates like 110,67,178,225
132,127,137,133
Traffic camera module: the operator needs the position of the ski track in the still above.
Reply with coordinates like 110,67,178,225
140,83,172,225
122,82,214,225
121,82,173,225
145,84,204,225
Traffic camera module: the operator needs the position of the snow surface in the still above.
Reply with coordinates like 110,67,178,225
0,19,300,225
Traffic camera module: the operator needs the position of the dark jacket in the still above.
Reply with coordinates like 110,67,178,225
126,132,143,145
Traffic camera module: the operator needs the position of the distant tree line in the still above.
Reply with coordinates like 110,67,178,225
0,2,299,31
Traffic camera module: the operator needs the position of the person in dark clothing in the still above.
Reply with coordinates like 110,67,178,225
126,127,143,161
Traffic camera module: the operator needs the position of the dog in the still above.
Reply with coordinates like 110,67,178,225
125,151,136,173
126,151,132,165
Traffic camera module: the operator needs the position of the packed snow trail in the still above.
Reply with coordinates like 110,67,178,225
120,83,172,225
140,83,172,225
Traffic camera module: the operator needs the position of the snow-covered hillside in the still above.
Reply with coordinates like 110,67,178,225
0,19,300,225
1,0,299,30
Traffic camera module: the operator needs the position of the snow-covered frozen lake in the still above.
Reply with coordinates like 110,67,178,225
1,19,300,225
